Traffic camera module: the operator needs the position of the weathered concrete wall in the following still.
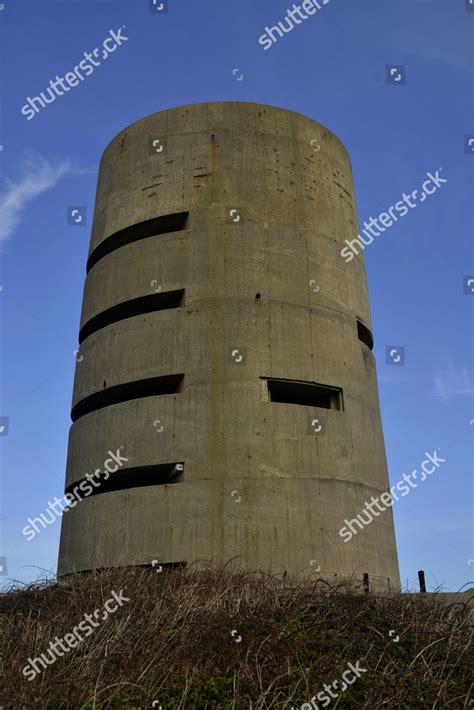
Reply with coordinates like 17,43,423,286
58,102,400,588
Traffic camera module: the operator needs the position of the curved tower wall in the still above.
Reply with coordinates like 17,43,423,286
58,102,400,588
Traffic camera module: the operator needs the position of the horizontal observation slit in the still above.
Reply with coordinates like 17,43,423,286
71,374,184,422
65,462,185,499
79,289,185,344
263,377,343,411
357,320,374,350
75,561,187,575
87,212,189,272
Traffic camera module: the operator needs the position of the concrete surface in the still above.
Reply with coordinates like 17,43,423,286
58,102,400,588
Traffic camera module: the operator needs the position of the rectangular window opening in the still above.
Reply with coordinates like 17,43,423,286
357,319,374,350
264,377,343,411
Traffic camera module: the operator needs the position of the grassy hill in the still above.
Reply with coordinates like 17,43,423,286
1,566,472,708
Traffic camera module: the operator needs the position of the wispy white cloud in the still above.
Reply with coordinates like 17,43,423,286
0,153,93,244
383,10,473,76
434,365,474,401
406,47,474,75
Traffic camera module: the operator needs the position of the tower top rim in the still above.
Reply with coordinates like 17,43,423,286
100,101,350,162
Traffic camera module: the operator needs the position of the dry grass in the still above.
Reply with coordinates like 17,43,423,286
0,565,472,709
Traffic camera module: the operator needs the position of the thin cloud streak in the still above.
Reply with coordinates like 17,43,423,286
434,365,474,401
0,153,93,244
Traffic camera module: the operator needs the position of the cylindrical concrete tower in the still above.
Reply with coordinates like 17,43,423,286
58,102,400,588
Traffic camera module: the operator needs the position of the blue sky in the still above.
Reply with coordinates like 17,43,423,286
0,0,472,591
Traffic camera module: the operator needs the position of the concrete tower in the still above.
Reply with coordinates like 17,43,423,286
58,102,400,588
